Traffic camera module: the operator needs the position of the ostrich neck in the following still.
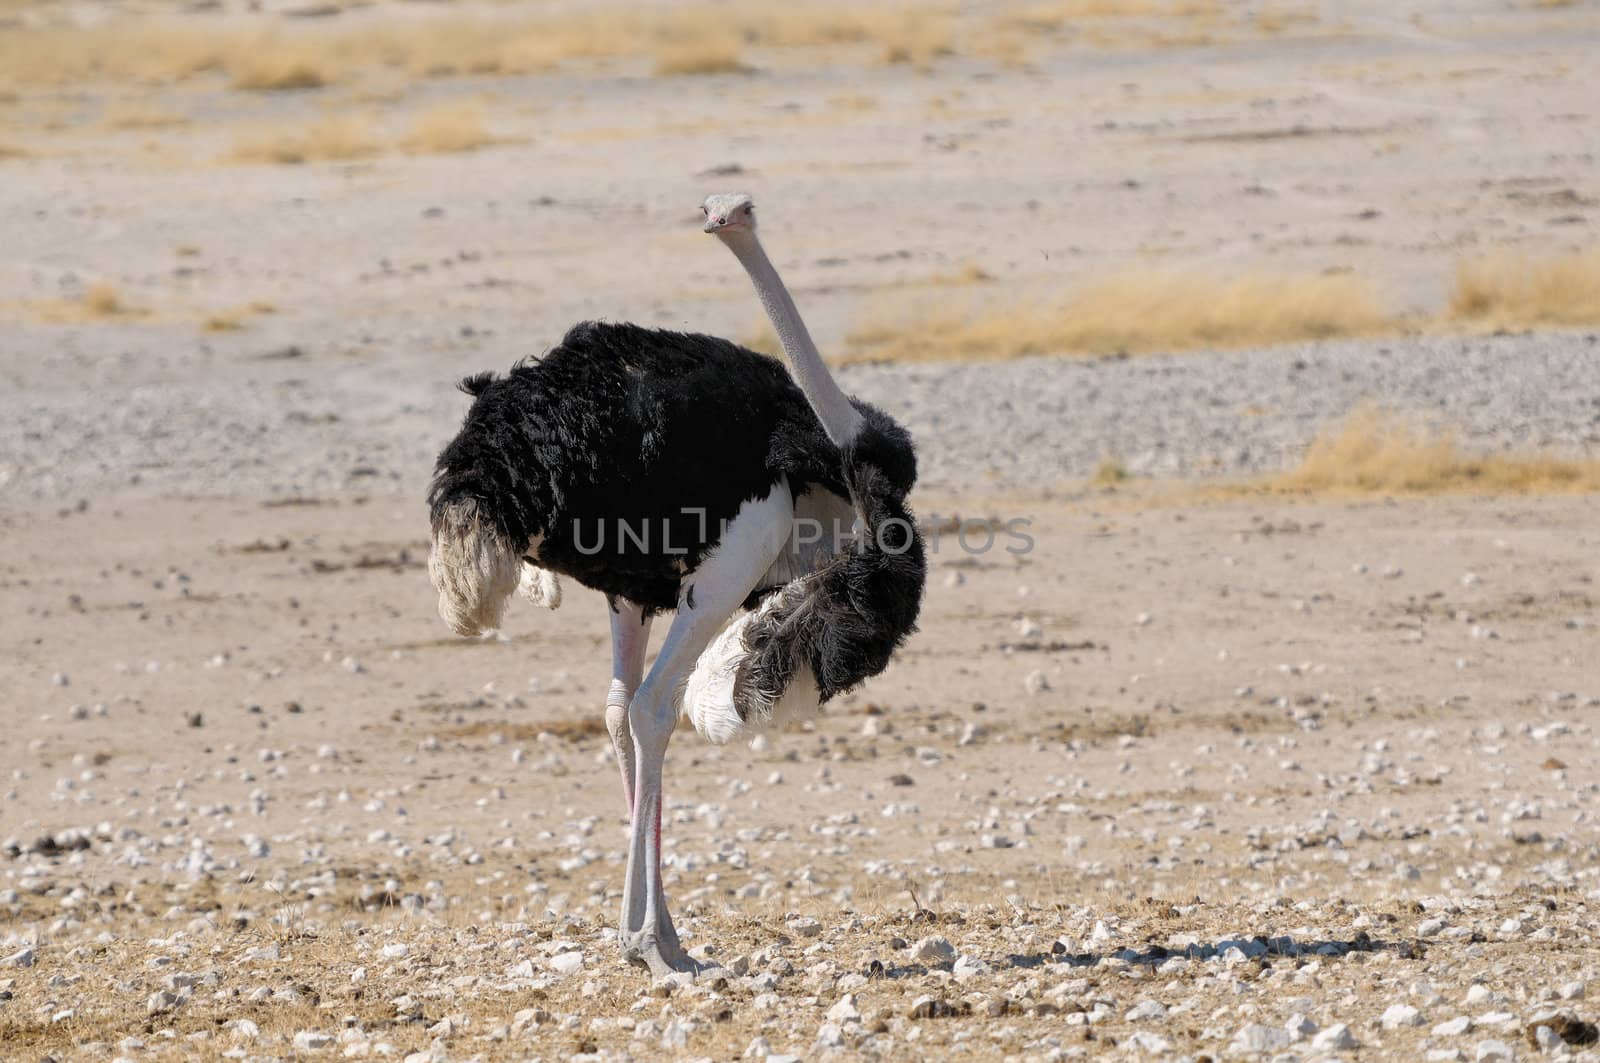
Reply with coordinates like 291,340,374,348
720,230,863,447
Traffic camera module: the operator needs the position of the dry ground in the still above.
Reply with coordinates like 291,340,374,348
1,491,1597,1060
3,0,1600,1060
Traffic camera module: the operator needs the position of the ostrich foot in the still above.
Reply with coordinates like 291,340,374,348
620,931,710,980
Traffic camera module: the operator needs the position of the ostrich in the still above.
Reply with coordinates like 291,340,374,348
426,193,925,977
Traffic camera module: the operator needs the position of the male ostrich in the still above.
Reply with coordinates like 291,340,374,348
427,193,925,977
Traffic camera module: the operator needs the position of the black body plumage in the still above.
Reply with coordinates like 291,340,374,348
428,319,925,707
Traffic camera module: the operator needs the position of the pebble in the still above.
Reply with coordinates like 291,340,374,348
1312,1023,1358,1051
1474,1040,1514,1062
293,1031,334,1050
786,916,822,938
911,936,956,964
548,951,584,976
1285,1013,1317,1040
952,954,989,981
1,948,34,969
1231,1024,1292,1053
1434,1016,1472,1036
1125,1030,1172,1055
826,994,861,1024
1382,1003,1424,1028
1126,1000,1168,1021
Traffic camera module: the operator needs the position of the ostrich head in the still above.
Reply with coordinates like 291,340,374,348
702,192,755,235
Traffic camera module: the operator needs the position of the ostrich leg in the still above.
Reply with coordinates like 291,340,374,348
602,601,685,961
619,487,794,977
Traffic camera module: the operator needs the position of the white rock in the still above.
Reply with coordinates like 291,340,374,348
1312,1024,1357,1051
743,1037,771,1059
379,943,409,960
1230,1024,1292,1053
1125,1030,1172,1055
1,947,34,968
1285,1013,1317,1040
1559,981,1586,1001
1532,1025,1561,1051
1126,1000,1168,1022
912,936,955,964
548,951,584,976
787,916,822,938
826,994,861,1024
1466,984,1495,1005
228,1019,260,1041
294,1031,334,1051
146,990,178,1016
1418,918,1447,937
952,954,989,981
660,1019,688,1049
1381,1003,1424,1029
1024,670,1050,696
815,1021,844,1047
1434,1016,1472,1036
1473,1040,1514,1062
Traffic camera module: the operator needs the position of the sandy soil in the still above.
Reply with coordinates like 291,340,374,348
2,1,1600,1060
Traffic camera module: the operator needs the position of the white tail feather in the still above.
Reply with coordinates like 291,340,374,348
518,560,562,610
428,500,521,636
681,596,820,744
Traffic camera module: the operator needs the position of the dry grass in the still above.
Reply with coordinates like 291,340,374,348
742,321,783,358
1447,247,1600,329
0,7,961,90
230,47,332,91
101,102,188,130
1265,411,1600,496
0,0,1336,91
399,101,498,155
828,93,878,111
0,140,28,160
227,115,381,165
18,281,148,324
83,282,128,317
202,301,275,333
654,41,748,76
1092,457,1132,486
846,269,1393,363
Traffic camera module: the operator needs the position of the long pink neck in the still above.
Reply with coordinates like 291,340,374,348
719,229,863,447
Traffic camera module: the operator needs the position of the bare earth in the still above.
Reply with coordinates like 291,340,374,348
3,1,1600,1061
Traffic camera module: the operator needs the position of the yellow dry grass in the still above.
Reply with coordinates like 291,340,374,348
654,41,748,76
16,281,149,324
1446,247,1600,329
82,282,127,317
101,101,188,130
1265,411,1600,496
0,6,962,90
828,93,878,111
1092,457,1132,486
202,300,275,333
845,269,1393,363
742,321,783,358
399,101,498,155
229,47,332,91
227,115,380,166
